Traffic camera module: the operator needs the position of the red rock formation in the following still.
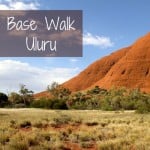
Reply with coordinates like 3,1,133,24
63,32,150,93
34,91,51,99
63,47,130,91
35,32,150,98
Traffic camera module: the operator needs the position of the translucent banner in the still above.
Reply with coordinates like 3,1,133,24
0,10,82,57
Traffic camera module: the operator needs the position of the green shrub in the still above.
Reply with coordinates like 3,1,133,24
30,98,52,108
9,92,23,105
136,96,150,113
67,92,101,110
14,103,26,108
31,98,68,109
51,99,68,109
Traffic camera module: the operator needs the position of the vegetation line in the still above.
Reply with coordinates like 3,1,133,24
0,82,150,114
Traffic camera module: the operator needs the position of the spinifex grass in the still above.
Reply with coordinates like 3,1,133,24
0,109,149,150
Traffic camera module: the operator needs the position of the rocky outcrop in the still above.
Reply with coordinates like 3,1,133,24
35,32,150,98
64,33,150,93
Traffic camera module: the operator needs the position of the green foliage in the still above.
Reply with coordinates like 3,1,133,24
19,84,34,106
47,82,71,99
101,97,113,111
31,98,68,109
66,86,150,113
0,92,8,107
47,81,59,96
135,95,150,113
8,85,34,107
9,92,23,105
51,99,68,109
67,92,101,109
2,82,150,113
30,98,52,108
87,86,107,95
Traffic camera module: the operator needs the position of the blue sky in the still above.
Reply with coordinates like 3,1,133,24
0,0,150,93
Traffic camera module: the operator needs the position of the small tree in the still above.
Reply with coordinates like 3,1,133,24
19,84,34,106
47,82,59,98
9,92,23,105
47,82,71,99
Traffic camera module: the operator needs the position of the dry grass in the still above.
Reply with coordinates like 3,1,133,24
0,109,150,150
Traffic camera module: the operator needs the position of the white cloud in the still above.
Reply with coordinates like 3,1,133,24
0,0,39,10
0,3,9,9
69,58,79,62
83,32,114,48
0,60,79,93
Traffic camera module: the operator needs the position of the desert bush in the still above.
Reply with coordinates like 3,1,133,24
52,115,72,125
30,98,52,108
67,92,101,109
39,133,51,142
100,88,150,113
51,99,68,109
27,136,39,146
19,121,32,128
9,92,23,105
87,86,107,95
33,122,44,128
31,98,68,109
101,97,113,110
67,87,150,112
47,82,71,99
85,121,98,126
10,120,17,128
136,96,150,113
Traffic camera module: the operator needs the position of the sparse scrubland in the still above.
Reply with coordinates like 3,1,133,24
0,84,150,149
0,109,150,150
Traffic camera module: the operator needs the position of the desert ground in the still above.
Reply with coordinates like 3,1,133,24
0,109,150,150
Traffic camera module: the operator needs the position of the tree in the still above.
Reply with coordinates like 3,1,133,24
47,82,71,99
19,84,34,105
9,92,23,105
47,82,59,97
0,92,8,107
